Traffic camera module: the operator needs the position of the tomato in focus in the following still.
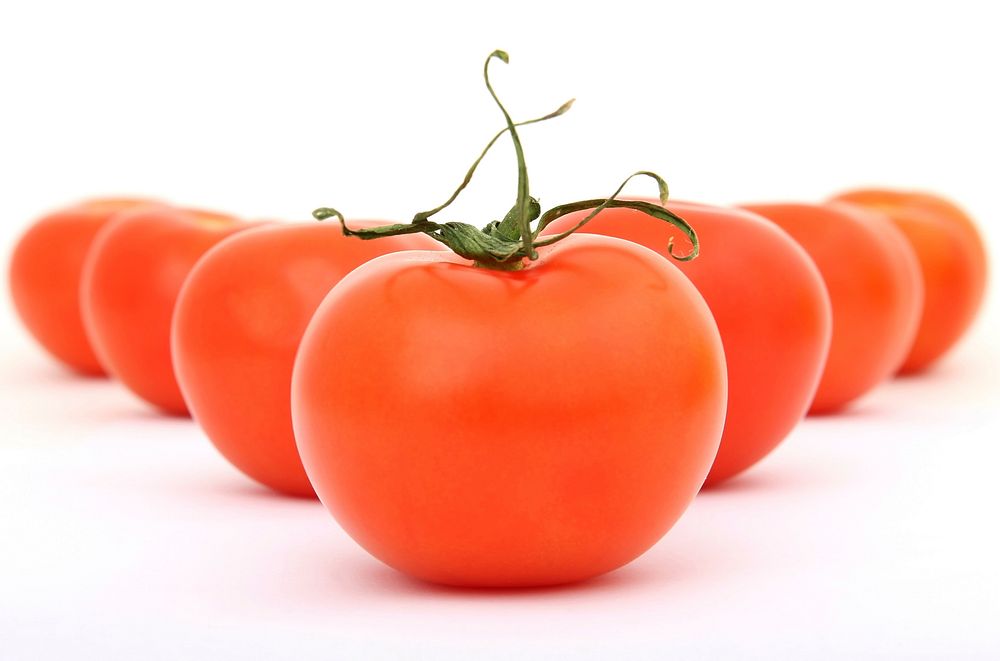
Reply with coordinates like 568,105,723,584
172,222,439,497
291,235,727,587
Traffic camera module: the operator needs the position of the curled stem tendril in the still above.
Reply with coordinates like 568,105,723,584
313,51,698,270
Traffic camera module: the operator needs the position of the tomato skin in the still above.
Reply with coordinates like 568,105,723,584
742,202,923,413
291,234,727,587
81,205,254,414
543,202,832,485
8,199,151,375
829,189,988,373
171,223,439,497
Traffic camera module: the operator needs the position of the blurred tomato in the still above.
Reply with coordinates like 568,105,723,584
743,202,923,413
9,198,151,375
830,188,987,373
172,222,439,496
81,205,256,414
544,201,832,484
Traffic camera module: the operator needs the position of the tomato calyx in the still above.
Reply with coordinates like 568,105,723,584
313,50,699,271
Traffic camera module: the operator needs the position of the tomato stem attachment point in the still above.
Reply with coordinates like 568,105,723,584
313,51,698,270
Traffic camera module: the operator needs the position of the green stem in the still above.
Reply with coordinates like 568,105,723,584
534,171,697,261
412,97,573,225
484,51,534,256
313,50,698,269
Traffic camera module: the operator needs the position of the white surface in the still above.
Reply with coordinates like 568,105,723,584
2,317,998,659
2,1,999,659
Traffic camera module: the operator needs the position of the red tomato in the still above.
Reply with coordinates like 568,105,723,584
291,234,727,587
8,198,152,375
81,205,255,414
543,201,832,485
171,222,439,497
829,189,988,373
742,202,923,413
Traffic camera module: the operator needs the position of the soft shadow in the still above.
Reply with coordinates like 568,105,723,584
246,520,757,614
806,400,883,420
893,358,966,382
1,358,104,386
700,471,782,496
699,460,850,496
187,474,321,504
350,558,667,601
109,406,195,423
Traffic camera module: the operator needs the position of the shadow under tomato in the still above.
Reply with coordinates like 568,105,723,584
282,521,758,607
805,399,885,420
8,361,193,422
0,354,104,385
699,453,854,496
235,509,766,617
187,473,321,503
352,558,664,600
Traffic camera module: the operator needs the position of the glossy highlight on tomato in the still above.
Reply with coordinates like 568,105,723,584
172,222,439,497
291,235,727,587
81,204,255,414
543,201,832,485
743,202,923,413
830,188,988,373
9,198,152,375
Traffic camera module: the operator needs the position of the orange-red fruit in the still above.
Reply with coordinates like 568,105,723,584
830,189,988,373
292,235,727,587
9,198,151,375
544,202,832,485
742,202,923,413
81,205,255,414
172,223,439,497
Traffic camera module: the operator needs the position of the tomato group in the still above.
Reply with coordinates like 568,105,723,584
172,222,438,497
81,205,255,414
830,189,988,373
7,48,989,594
742,202,923,413
8,198,151,375
291,235,727,586
543,201,832,485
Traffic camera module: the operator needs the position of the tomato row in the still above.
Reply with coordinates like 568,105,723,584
8,53,988,588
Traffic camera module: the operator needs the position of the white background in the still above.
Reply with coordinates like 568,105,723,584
1,1,998,658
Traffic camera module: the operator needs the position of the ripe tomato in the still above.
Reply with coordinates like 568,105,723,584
172,222,439,497
8,198,152,375
829,188,988,373
543,201,832,485
742,202,923,413
291,234,727,587
81,205,255,414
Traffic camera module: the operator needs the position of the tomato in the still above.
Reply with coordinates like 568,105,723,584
542,201,832,485
829,188,988,373
291,234,727,586
292,48,726,586
8,198,152,375
742,202,923,413
171,222,439,497
80,205,255,414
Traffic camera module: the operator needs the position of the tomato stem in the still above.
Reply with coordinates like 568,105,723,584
412,98,574,226
313,51,699,270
